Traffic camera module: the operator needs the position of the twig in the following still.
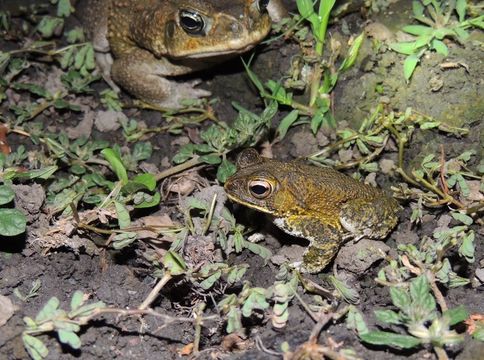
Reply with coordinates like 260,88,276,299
138,272,173,310
434,345,449,360
155,156,201,181
439,145,449,195
426,271,448,312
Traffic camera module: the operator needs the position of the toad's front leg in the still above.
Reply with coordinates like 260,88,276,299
111,48,210,108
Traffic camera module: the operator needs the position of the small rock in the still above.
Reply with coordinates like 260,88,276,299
66,110,94,139
336,239,390,273
94,110,126,132
379,159,395,174
290,131,318,157
13,184,45,222
0,295,17,326
475,267,484,284
393,228,419,245
271,245,305,266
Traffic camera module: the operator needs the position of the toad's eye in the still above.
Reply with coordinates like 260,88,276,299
179,10,205,35
248,180,272,199
257,0,270,12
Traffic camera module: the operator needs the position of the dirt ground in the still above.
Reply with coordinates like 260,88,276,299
0,1,483,360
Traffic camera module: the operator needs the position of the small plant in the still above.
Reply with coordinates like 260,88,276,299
0,183,27,236
22,291,106,360
172,101,278,182
348,276,468,359
245,0,364,132
390,0,484,80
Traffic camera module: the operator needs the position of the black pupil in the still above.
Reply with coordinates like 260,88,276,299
180,11,203,32
250,184,268,196
258,0,269,10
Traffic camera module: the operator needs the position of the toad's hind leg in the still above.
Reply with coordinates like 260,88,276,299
300,225,342,273
340,196,400,240
111,49,211,108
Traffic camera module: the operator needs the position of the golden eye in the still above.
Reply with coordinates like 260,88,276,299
179,9,205,35
248,180,272,199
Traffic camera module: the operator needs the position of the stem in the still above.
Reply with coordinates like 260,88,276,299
434,345,449,360
427,271,448,312
138,272,173,310
154,156,202,181
192,303,206,354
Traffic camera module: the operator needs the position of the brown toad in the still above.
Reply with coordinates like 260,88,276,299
224,148,400,273
79,0,286,108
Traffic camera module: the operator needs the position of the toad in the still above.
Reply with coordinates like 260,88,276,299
224,148,400,273
79,0,286,108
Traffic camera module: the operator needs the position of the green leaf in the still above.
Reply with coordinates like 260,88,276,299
346,306,369,335
101,148,128,184
459,231,475,263
0,208,27,236
448,272,471,288
56,0,74,17
132,142,152,162
199,154,222,165
12,82,51,98
23,334,49,360
69,291,85,312
412,0,425,17
134,192,160,209
402,25,432,36
310,112,325,134
58,330,81,349
112,232,137,250
226,306,242,333
35,297,60,323
241,288,269,317
339,32,365,72
0,185,15,205
374,310,402,325
431,39,448,56
12,166,58,180
403,54,420,81
451,212,473,225
36,16,64,38
53,320,80,332
227,266,247,284
276,110,299,140
199,271,222,290
68,301,106,318
296,0,320,35
360,331,421,348
389,42,418,55
453,27,469,41
434,28,455,40
410,275,436,313
389,287,411,310
114,201,130,229
131,173,156,191
244,241,272,261
217,159,237,183
443,305,469,326
163,251,187,275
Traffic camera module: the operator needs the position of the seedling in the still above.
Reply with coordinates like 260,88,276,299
245,0,364,132
389,0,484,80
348,276,468,359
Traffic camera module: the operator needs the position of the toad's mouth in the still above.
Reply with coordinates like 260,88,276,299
224,191,273,215
168,28,271,59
